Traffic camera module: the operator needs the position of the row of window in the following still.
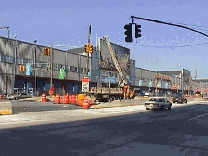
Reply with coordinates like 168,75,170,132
0,55,86,73
100,71,117,77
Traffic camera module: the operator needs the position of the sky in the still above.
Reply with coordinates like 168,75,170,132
1,0,208,79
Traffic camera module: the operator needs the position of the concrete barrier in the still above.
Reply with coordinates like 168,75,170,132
0,102,12,115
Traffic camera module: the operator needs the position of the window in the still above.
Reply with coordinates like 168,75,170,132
70,66,75,72
81,68,86,73
53,63,58,69
23,58,29,64
67,66,70,71
17,58,23,64
75,67,79,72
6,56,14,64
41,62,47,68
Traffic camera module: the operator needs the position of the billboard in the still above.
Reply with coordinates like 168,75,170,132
99,38,130,79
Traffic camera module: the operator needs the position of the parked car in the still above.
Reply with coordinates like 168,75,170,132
145,97,172,110
7,93,20,100
172,95,187,104
18,93,31,99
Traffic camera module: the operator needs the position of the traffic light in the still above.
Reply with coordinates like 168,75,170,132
124,23,132,42
19,66,26,71
85,44,89,53
88,44,93,54
44,48,48,56
48,48,51,56
19,66,22,71
135,24,141,38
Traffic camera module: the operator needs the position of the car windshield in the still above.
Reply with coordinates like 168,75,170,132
149,98,163,102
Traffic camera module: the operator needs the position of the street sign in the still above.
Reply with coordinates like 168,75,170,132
59,68,65,79
26,63,31,75
82,78,90,92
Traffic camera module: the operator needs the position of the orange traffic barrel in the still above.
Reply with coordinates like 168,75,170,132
42,93,47,102
64,94,69,104
83,98,90,109
55,94,60,104
0,94,2,100
71,95,77,104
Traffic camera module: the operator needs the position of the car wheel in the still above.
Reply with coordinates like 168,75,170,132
146,108,150,110
173,101,175,103
168,106,171,110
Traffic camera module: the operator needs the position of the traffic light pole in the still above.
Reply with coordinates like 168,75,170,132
50,45,53,97
86,25,91,96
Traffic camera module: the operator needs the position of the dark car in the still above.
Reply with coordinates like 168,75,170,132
172,95,187,103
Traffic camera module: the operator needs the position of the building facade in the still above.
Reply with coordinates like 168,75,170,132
0,36,206,96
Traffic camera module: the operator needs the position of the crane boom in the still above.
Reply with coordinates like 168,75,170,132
104,36,127,87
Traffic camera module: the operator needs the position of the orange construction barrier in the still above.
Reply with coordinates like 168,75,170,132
77,94,85,106
83,98,90,109
71,95,77,104
64,94,70,104
60,96,64,103
55,94,60,104
42,93,47,102
0,94,2,100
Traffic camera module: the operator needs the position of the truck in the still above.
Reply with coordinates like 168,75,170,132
90,36,135,102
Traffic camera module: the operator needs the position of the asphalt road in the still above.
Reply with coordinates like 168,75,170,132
10,101,83,114
1,103,208,156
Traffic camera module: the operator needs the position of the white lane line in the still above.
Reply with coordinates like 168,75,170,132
188,113,208,121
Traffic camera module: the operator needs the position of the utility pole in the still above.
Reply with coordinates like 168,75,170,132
34,40,37,96
86,25,91,76
50,45,53,94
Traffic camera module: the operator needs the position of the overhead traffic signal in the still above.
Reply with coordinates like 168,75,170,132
88,44,93,54
85,44,89,53
19,65,26,71
85,44,93,54
44,48,48,56
135,24,141,38
124,23,132,42
48,48,51,56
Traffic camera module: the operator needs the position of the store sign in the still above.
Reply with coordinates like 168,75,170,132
59,69,66,79
139,79,143,86
158,82,161,88
149,81,153,87
82,78,90,92
26,64,31,75
165,83,169,89
155,74,170,81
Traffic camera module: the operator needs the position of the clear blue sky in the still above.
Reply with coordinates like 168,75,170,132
1,0,208,79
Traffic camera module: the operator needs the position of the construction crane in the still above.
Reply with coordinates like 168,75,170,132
104,36,134,99
104,36,128,87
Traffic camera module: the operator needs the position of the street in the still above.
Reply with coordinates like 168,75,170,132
1,102,208,156
10,100,83,114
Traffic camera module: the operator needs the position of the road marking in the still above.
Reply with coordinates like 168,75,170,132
188,113,208,121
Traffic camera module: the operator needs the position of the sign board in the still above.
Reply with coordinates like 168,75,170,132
59,69,65,79
26,64,31,75
82,78,90,92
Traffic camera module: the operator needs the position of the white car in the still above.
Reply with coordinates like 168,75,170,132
145,97,172,110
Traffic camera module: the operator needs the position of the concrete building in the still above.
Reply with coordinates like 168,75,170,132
0,35,205,97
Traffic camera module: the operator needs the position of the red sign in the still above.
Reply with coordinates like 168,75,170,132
82,78,90,82
155,74,169,81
